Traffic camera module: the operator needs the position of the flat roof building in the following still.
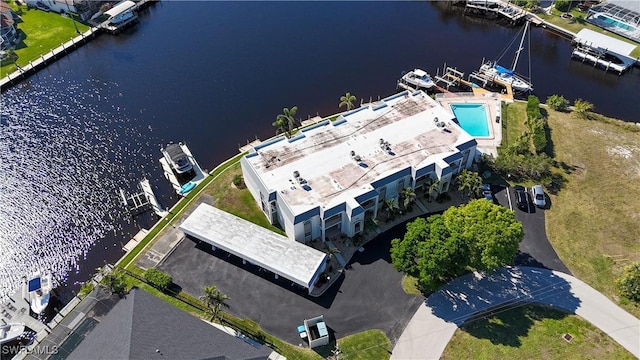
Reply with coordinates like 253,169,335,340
242,90,477,243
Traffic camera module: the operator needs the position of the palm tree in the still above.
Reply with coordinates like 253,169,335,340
400,187,416,211
384,198,399,220
428,180,441,202
572,99,594,119
327,247,341,263
94,265,126,295
457,170,482,199
199,285,230,321
272,117,290,138
339,92,357,111
275,106,299,137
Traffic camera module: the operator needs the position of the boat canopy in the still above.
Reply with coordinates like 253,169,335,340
494,65,514,76
413,69,428,77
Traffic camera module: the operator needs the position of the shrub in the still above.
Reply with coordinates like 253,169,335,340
232,174,244,188
554,0,570,11
144,268,172,292
546,94,570,111
617,262,640,302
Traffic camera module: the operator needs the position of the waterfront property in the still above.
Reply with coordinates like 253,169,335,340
572,28,638,73
0,2,19,50
179,203,327,294
24,0,102,21
241,90,477,243
587,0,640,43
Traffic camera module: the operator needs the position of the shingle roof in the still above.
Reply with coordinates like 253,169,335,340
67,288,272,360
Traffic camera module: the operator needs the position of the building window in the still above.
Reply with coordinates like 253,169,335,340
304,220,312,241
354,221,362,234
378,187,386,203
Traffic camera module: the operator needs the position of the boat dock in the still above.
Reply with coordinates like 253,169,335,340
432,65,514,101
118,187,149,216
140,178,169,218
123,228,149,253
464,0,526,23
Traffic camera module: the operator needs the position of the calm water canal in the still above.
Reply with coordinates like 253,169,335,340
0,1,638,297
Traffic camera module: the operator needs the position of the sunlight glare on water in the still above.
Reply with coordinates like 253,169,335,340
0,78,156,298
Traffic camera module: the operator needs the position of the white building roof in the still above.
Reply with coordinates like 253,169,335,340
104,1,135,18
179,203,327,289
245,91,474,210
575,29,636,56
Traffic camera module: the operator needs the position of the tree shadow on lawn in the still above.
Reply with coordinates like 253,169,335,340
459,303,569,347
426,266,581,346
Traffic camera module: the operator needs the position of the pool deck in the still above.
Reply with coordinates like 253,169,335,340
436,92,503,158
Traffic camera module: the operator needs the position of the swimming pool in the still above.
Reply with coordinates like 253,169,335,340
596,14,636,32
450,103,490,137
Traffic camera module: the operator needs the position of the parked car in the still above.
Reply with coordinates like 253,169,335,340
531,184,546,208
481,184,493,201
514,185,529,210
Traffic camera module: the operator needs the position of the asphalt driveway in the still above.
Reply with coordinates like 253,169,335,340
491,185,571,274
158,224,422,345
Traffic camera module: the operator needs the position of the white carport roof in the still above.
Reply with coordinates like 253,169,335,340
179,203,327,290
104,1,136,18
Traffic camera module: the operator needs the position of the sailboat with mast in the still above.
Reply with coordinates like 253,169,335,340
478,20,533,93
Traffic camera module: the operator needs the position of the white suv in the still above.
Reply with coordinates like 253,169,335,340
531,185,546,208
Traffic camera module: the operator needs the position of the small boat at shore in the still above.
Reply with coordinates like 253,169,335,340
27,270,52,314
0,323,25,344
160,142,207,196
398,69,435,91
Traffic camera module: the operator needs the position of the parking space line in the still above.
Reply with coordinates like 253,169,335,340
505,187,513,211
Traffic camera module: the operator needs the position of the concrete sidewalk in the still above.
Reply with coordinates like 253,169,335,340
391,266,640,359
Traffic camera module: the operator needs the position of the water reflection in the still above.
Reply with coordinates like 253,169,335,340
0,79,157,298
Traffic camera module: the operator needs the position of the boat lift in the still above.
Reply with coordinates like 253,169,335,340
118,185,149,216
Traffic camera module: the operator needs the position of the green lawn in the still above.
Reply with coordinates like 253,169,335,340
502,101,528,147
442,305,635,359
499,100,640,318
538,10,640,58
401,275,422,296
338,329,391,360
202,161,285,235
1,4,89,76
543,107,640,318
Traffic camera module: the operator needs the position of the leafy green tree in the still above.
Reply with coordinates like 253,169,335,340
199,285,231,321
390,200,523,291
391,217,429,275
339,92,357,111
617,262,640,302
546,94,569,111
529,118,547,153
444,200,523,270
144,268,173,292
572,99,594,119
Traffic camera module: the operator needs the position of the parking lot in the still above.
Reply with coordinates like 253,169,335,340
158,224,423,345
490,185,571,274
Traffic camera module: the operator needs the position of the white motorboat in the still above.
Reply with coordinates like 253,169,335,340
27,271,52,314
398,69,435,91
478,21,533,93
162,142,194,175
0,323,25,344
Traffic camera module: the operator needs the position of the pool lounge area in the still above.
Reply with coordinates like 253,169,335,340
436,93,503,157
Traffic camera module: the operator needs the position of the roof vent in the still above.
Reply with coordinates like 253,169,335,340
293,170,300,178
379,138,391,152
350,150,362,162
433,116,439,124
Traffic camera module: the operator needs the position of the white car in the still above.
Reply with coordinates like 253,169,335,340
531,185,546,208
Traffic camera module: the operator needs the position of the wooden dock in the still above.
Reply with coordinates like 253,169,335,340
465,0,526,23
